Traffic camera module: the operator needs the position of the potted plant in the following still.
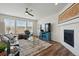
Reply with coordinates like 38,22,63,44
0,41,7,56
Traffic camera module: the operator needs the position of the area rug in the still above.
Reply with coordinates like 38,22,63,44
19,38,52,56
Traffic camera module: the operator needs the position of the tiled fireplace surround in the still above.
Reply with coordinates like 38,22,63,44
58,18,79,56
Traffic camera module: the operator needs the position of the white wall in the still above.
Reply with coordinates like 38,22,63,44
38,15,79,56
38,17,79,56
37,4,79,55
57,18,79,56
37,14,60,42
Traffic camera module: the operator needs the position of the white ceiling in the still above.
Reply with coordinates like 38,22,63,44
0,3,69,20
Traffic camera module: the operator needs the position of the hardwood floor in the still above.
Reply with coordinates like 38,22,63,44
34,41,75,56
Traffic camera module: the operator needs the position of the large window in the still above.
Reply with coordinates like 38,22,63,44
16,19,26,34
4,18,15,34
4,16,33,34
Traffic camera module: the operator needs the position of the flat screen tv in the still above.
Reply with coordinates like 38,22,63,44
64,30,74,47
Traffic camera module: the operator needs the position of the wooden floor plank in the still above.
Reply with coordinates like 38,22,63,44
34,41,75,56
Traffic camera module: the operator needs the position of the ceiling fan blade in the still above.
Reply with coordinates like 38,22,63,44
28,12,34,16
25,8,34,16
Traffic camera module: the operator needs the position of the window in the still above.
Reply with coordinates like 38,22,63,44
27,21,33,27
27,21,33,33
3,15,33,34
4,18,15,34
16,19,26,34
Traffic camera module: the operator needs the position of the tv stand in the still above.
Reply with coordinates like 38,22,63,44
39,23,51,41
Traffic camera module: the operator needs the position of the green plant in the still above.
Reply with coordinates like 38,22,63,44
0,41,7,52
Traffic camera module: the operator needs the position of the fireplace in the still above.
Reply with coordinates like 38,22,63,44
64,30,74,47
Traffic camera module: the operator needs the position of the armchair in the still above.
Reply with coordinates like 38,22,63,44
18,30,30,40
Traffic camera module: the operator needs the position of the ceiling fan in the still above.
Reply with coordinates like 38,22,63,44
25,8,34,16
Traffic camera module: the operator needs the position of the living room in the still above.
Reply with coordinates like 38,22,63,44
0,3,79,56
